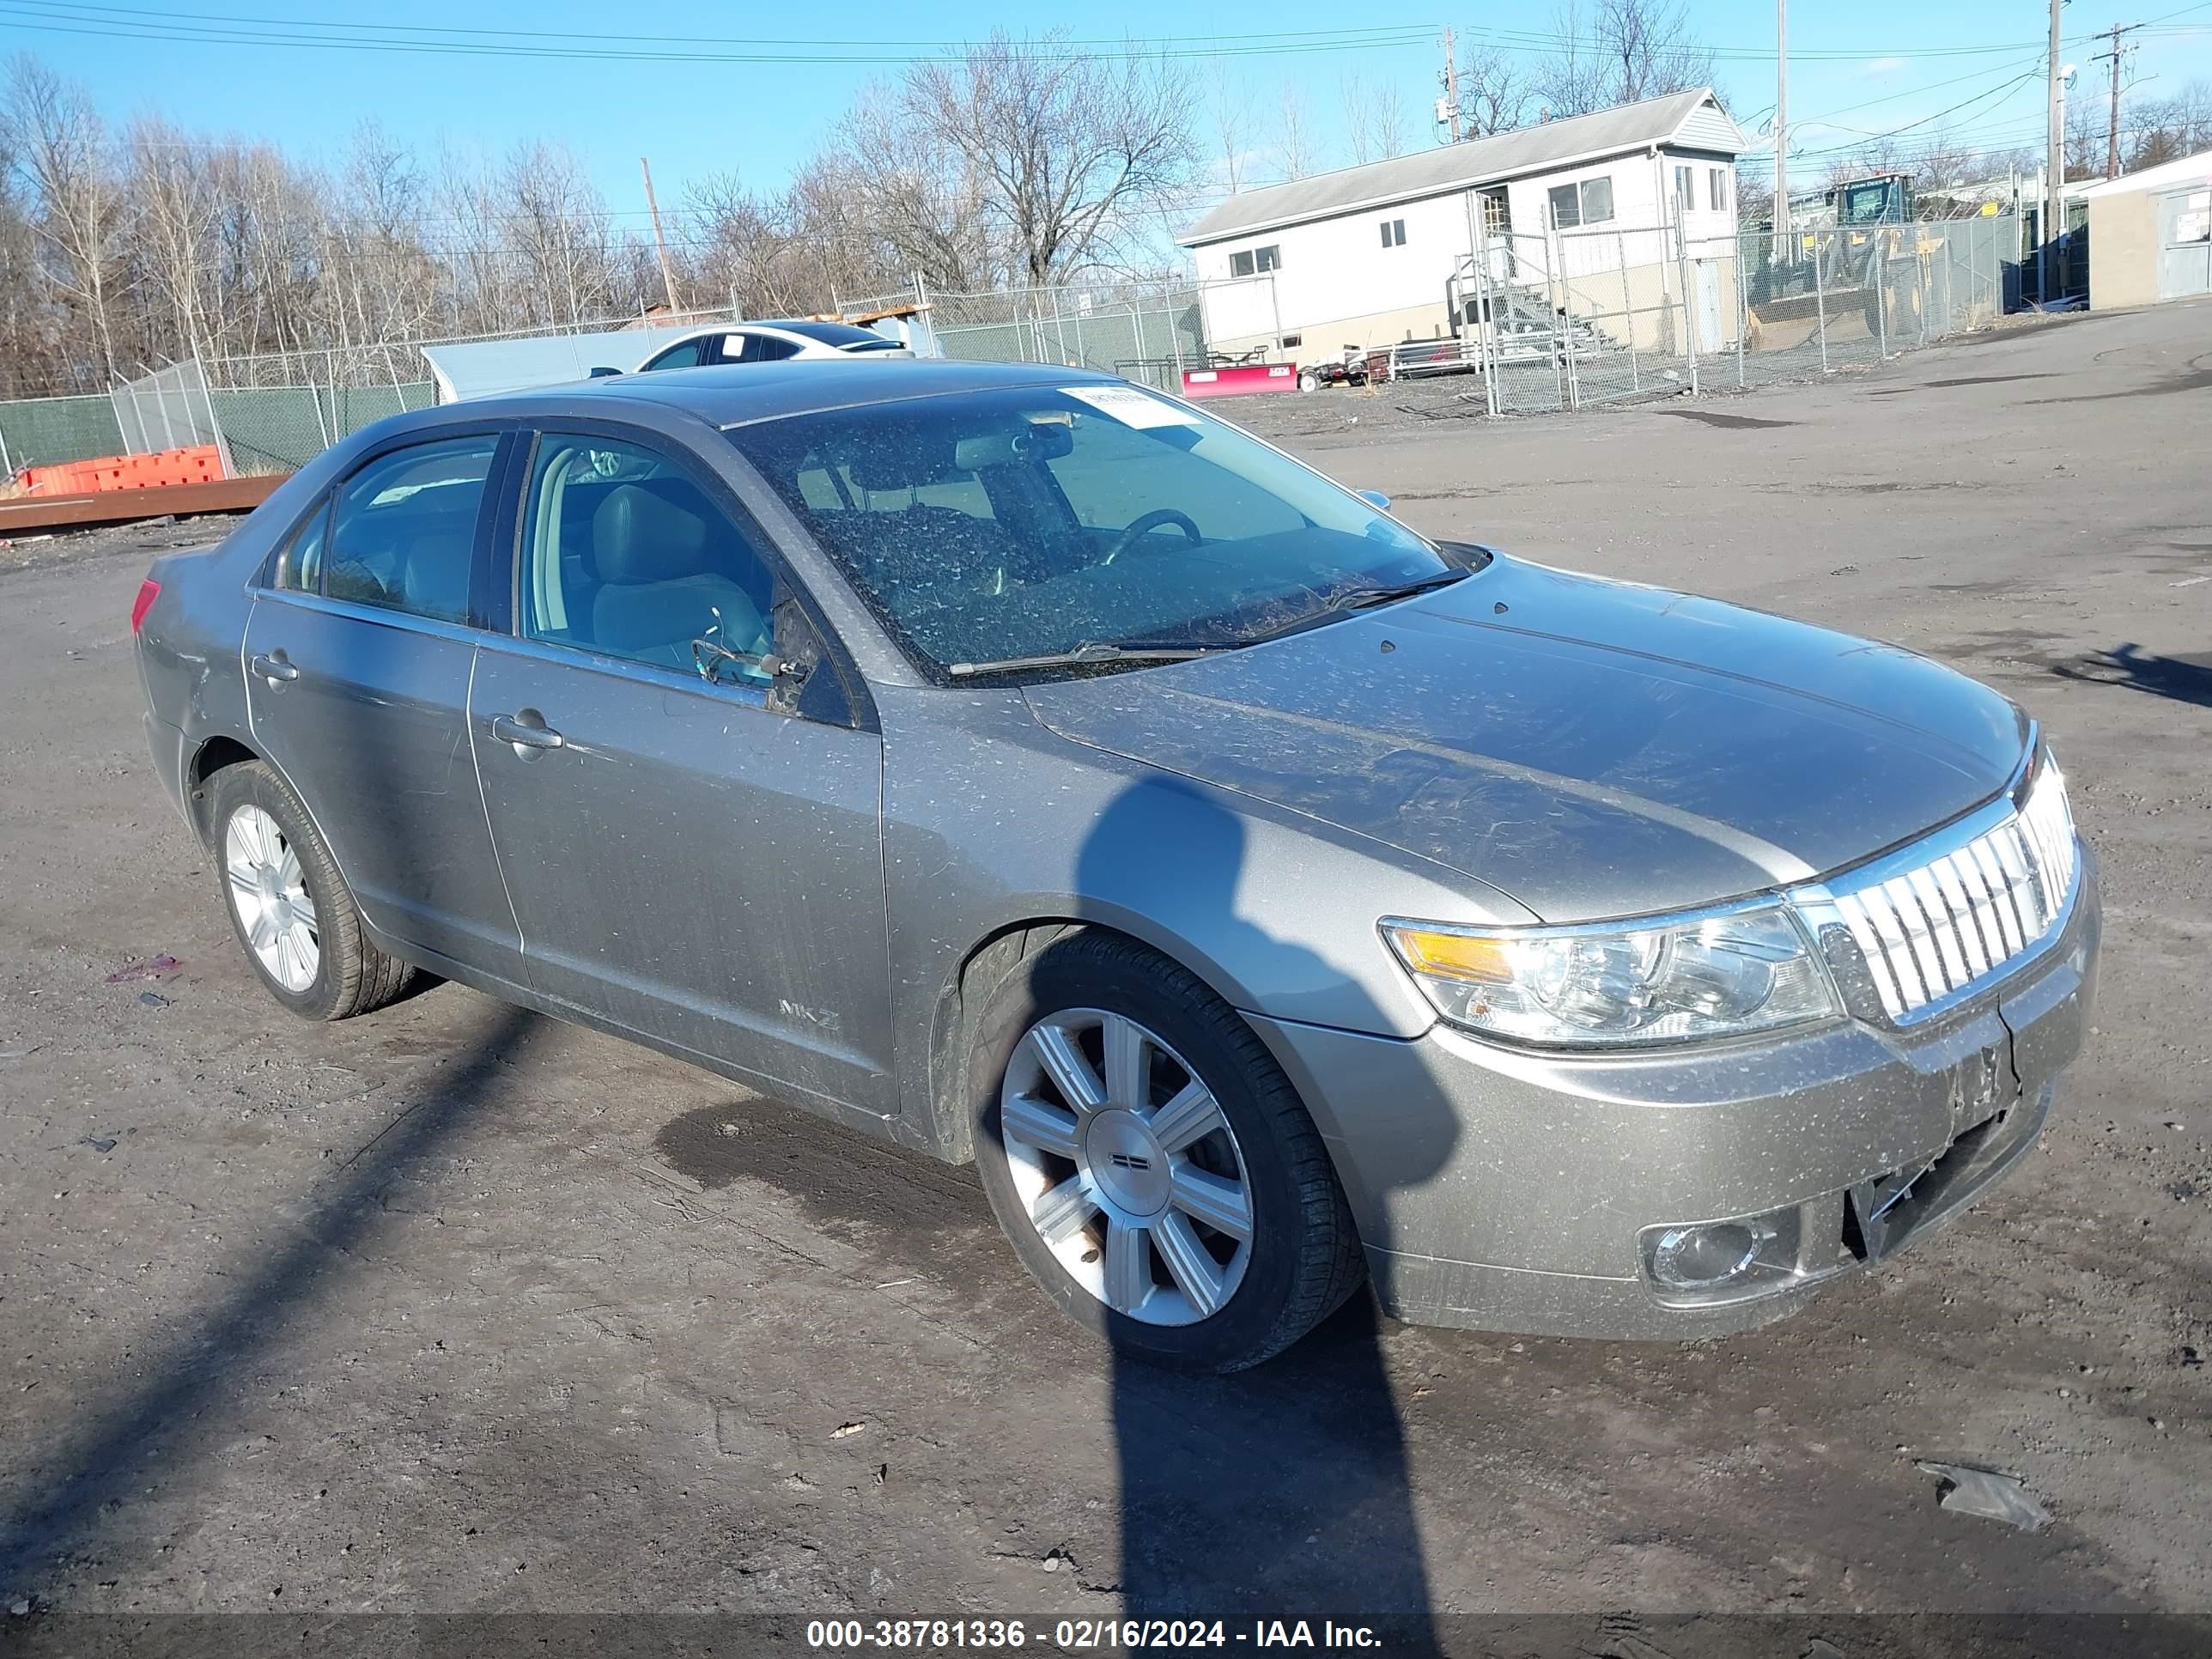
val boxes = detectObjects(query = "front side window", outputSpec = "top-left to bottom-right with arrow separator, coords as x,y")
1674,165 -> 1694,212
1380,218 -> 1407,248
1255,244 -> 1282,272
1711,167 -> 1729,211
1230,249 -> 1255,278
1579,175 -> 1615,224
518,433 -> 775,678
325,435 -> 498,623
645,339 -> 708,371
728,385 -> 1455,677
1547,182 -> 1581,229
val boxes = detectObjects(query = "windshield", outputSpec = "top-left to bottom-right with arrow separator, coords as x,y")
726,383 -> 1454,674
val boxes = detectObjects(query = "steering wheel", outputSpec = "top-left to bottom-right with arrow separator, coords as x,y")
1101,508 -> 1203,565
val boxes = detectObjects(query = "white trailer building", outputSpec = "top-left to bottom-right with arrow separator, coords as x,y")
1179,89 -> 1747,362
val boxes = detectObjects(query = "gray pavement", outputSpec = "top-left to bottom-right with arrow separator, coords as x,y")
2,301 -> 2209,1646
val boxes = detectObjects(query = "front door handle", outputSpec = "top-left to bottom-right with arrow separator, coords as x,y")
249,652 -> 299,684
489,713 -> 564,751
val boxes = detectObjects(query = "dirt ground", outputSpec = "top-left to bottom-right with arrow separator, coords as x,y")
2,301 -> 2208,1656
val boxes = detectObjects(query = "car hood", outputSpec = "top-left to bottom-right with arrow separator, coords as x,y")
1022,556 -> 2029,923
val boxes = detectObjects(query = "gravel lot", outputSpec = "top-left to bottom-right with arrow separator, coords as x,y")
2,301 -> 2208,1655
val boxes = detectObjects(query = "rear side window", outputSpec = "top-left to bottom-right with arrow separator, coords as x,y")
736,333 -> 803,363
271,498 -> 328,592
325,435 -> 499,625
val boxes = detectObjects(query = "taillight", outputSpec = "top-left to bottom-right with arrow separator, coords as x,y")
131,579 -> 161,635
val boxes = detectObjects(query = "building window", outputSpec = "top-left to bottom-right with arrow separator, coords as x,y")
1231,250 -> 1254,277
1230,244 -> 1281,276
1255,244 -> 1281,272
1674,165 -> 1694,213
1279,334 -> 1302,349
1711,167 -> 1729,211
1547,175 -> 1614,229
1380,217 -> 1407,248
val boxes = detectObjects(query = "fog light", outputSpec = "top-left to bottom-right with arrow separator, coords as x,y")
1650,1222 -> 1771,1290
1640,1206 -> 1804,1304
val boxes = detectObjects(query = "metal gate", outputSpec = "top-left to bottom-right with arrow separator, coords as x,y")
2157,185 -> 2212,301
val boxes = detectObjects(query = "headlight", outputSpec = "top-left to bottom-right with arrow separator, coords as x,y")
2016,749 -> 2077,913
1380,903 -> 1843,1048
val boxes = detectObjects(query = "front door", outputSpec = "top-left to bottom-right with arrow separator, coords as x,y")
243,431 -> 522,975
470,428 -> 896,1117
1695,258 -> 1726,352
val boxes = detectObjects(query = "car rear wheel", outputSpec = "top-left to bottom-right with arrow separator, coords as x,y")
207,760 -> 415,1021
966,927 -> 1364,1371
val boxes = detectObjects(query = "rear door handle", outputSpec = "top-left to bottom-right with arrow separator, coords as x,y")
489,713 -> 564,750
249,652 -> 299,683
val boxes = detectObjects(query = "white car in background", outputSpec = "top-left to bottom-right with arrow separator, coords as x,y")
623,320 -> 913,373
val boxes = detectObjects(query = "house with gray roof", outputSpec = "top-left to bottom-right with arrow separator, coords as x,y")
1178,89 -> 1747,359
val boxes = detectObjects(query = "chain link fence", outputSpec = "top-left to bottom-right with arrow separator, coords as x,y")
2,227 -> 2033,485
1435,206 -> 2023,417
112,360 -> 234,475
842,279 -> 1205,392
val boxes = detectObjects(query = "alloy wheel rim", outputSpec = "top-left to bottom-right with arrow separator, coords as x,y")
999,1007 -> 1253,1326
224,804 -> 320,993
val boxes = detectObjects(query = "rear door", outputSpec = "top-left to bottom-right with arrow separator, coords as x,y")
468,422 -> 896,1116
243,429 -> 524,977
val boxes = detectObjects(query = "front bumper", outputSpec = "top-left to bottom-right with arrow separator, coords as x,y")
1249,853 -> 2101,1340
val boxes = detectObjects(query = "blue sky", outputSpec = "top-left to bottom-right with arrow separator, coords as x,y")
14,0 -> 2212,240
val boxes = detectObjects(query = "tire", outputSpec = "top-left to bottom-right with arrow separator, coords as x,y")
965,927 -> 1364,1372
206,760 -> 415,1021
1297,371 -> 1319,392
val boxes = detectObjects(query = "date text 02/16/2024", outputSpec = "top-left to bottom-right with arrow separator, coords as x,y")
804,1619 -> 1386,1649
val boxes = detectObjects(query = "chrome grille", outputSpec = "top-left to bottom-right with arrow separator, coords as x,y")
1824,764 -> 2079,1022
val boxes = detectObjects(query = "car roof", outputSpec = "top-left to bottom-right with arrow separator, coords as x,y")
460,359 -> 1123,429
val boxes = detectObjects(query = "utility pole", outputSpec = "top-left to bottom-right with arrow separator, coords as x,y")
2094,23 -> 2139,179
640,155 -> 683,317
1775,0 -> 1789,255
2045,0 -> 2064,303
1441,28 -> 1462,143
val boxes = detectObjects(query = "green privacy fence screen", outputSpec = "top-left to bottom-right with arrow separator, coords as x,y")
2,381 -> 439,480
0,395 -> 128,477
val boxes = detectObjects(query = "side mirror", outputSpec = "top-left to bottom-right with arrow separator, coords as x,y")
1355,489 -> 1392,512
587,366 -> 622,379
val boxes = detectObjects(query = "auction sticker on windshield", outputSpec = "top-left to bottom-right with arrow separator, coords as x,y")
1060,385 -> 1199,428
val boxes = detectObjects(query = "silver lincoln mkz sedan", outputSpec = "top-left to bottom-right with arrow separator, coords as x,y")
134,362 -> 2099,1371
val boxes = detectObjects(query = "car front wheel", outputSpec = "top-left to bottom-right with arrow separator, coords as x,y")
966,927 -> 1364,1371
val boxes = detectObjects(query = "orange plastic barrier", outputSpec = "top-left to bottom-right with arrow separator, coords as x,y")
18,444 -> 224,496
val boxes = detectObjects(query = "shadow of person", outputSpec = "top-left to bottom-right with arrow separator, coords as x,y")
1070,776 -> 1463,1648
2051,641 -> 2212,709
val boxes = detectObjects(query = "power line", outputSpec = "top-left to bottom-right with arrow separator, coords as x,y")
0,3 -> 1441,64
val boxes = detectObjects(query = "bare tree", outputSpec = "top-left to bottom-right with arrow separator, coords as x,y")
3,55 -> 125,383
2125,80 -> 2212,167
899,32 -> 1198,285
1209,84 -> 1258,195
1458,46 -> 1534,137
1341,73 -> 1413,165
2063,95 -> 2106,181
838,85 -> 995,292
1537,0 -> 1716,119
1270,84 -> 1324,181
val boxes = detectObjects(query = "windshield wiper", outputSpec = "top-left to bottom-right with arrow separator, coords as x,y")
945,641 -> 1238,678
1239,568 -> 1470,645
1323,569 -> 1470,611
